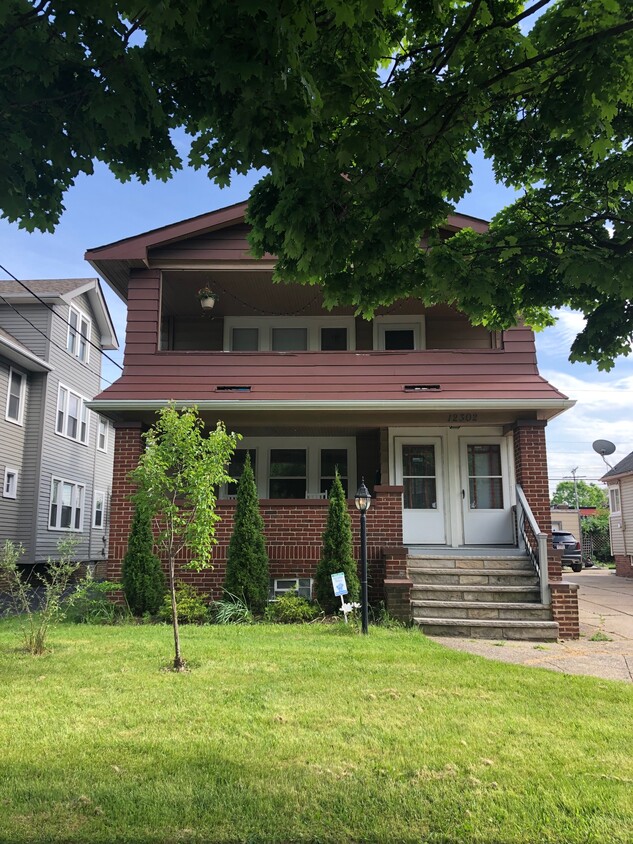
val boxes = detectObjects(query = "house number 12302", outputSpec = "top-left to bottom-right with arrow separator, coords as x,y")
447,413 -> 478,422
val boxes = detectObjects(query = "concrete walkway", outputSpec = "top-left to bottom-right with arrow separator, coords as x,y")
430,569 -> 633,683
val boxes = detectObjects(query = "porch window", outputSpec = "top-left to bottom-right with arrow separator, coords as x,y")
467,444 -> 503,509
269,449 -> 307,498
402,444 -> 437,509
271,327 -> 308,351
227,448 -> 257,496
232,327 -> 259,351
321,448 -> 348,496
320,326 -> 347,351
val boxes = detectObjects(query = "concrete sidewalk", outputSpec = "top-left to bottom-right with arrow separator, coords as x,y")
430,569 -> 633,683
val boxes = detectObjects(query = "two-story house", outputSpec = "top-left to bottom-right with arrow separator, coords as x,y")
0,279 -> 117,570
86,201 -> 580,638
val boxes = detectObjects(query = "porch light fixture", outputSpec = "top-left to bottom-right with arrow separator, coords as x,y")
354,479 -> 371,634
197,286 -> 218,311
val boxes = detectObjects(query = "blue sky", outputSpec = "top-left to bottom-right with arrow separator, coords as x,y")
1,150 -> 631,494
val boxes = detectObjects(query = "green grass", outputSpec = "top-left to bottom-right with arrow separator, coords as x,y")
0,621 -> 631,844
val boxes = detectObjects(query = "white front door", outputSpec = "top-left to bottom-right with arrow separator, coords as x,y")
395,438 -> 446,544
460,437 -> 513,544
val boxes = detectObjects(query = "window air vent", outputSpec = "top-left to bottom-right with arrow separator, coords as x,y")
216,385 -> 252,392
403,384 -> 441,392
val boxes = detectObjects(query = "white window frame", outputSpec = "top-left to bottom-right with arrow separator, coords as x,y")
67,305 -> 91,363
219,437 -> 356,500
270,577 -> 313,600
3,467 -> 18,499
48,476 -> 85,532
97,417 -> 108,452
223,316 -> 356,352
93,489 -> 105,529
609,485 -> 621,515
5,366 -> 26,425
373,315 -> 426,351
56,383 -> 90,445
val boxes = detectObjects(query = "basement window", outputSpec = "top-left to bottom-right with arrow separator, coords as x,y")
269,578 -> 313,600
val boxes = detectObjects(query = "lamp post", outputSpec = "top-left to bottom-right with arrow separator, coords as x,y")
354,479 -> 371,635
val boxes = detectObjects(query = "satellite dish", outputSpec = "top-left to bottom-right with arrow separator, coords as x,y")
592,439 -> 616,457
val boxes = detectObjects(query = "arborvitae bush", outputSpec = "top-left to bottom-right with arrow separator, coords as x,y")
224,454 -> 269,613
121,502 -> 165,616
315,472 -> 360,614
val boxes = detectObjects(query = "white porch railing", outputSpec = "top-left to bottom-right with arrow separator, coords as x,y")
515,484 -> 550,606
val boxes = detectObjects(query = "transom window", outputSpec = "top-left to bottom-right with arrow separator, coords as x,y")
56,384 -> 89,444
224,317 -> 354,351
49,477 -> 85,531
67,306 -> 91,363
6,367 -> 25,424
609,486 -> 621,514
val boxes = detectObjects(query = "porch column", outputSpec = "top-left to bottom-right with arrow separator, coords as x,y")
106,423 -> 144,583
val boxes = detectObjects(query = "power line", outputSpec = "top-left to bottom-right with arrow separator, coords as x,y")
0,263 -> 123,372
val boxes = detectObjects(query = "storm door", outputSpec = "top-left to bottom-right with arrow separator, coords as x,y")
395,438 -> 446,544
460,438 -> 513,544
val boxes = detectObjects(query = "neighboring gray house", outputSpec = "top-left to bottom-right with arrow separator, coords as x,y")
602,452 -> 633,579
0,279 -> 117,567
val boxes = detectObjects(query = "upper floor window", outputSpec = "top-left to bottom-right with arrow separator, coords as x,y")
374,316 -> 425,351
67,306 -> 91,363
609,486 -> 621,514
5,367 -> 25,424
224,317 -> 354,352
3,467 -> 18,499
49,477 -> 85,531
56,384 -> 89,445
97,417 -> 108,452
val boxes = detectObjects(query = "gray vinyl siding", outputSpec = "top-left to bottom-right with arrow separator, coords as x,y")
609,477 -> 633,557
0,356 -> 28,549
34,294 -> 113,563
0,305 -> 51,359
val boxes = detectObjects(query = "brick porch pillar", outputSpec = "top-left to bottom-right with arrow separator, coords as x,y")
107,423 -> 144,582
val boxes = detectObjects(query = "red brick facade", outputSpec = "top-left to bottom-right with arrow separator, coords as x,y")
106,426 -> 403,603
614,554 -> 633,578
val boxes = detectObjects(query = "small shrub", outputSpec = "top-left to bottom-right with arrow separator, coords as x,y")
264,592 -> 321,624
370,602 -> 406,629
64,572 -> 128,624
158,582 -> 209,624
121,502 -> 165,616
210,595 -> 254,625
0,538 -> 79,654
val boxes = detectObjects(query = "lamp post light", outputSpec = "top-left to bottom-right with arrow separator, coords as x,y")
354,479 -> 371,635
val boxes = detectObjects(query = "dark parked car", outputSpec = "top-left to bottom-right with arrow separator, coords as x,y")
551,530 -> 583,572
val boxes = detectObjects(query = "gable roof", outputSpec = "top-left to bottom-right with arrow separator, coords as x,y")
85,202 -> 490,301
0,278 -> 118,350
601,451 -> 633,481
0,326 -> 52,372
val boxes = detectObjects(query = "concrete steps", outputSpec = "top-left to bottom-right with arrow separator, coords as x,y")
408,552 -> 557,640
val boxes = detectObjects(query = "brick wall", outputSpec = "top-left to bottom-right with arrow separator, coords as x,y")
106,428 -> 404,602
550,581 -> 580,639
614,554 -> 633,578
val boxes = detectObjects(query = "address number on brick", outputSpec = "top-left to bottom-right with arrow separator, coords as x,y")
447,413 -> 478,422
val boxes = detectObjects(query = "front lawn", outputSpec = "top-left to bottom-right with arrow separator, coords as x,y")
0,621 -> 631,843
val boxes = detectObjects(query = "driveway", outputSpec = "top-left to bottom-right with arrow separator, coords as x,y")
430,568 -> 633,683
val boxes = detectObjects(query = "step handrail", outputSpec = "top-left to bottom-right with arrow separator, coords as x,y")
515,484 -> 550,606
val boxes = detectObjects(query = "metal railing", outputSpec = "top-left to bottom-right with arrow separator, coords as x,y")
515,484 -> 550,606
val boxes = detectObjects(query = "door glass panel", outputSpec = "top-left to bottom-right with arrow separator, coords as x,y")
467,444 -> 503,509
402,445 -> 436,510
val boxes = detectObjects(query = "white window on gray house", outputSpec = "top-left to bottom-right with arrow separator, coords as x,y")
5,367 -> 25,424
49,477 -> 85,531
3,468 -> 18,499
609,486 -> 621,514
97,417 -> 108,452
67,306 -> 91,363
93,490 -> 105,529
56,384 -> 89,444
269,449 -> 307,498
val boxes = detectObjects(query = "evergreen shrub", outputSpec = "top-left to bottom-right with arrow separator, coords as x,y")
121,502 -> 165,616
314,472 -> 360,614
